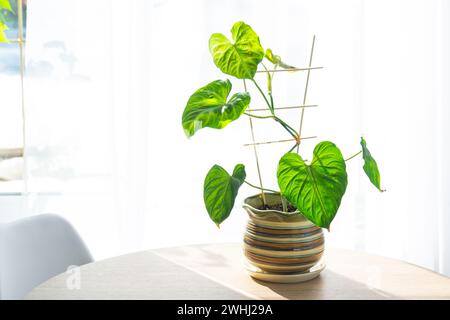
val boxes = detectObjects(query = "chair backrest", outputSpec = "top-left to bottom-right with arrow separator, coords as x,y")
0,214 -> 93,299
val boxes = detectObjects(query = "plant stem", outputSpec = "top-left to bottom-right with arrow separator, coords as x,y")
262,63 -> 273,95
261,63 -> 275,109
275,117 -> 298,139
281,196 -> 288,212
244,113 -> 274,119
245,112 -> 299,136
244,181 -> 279,194
248,80 -> 299,141
267,63 -> 278,113
345,150 -> 362,161
245,113 -> 298,139
244,113 -> 297,138
288,143 -> 299,152
251,79 -> 273,113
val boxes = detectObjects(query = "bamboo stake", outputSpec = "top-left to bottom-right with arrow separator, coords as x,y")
247,104 -> 318,112
18,0 -> 27,193
244,80 -> 266,205
256,66 -> 322,73
8,38 -> 26,43
296,35 -> 316,153
243,136 -> 317,147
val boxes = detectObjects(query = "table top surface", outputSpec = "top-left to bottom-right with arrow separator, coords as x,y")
26,243 -> 450,300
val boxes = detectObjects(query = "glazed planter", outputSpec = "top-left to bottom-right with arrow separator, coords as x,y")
242,193 -> 324,281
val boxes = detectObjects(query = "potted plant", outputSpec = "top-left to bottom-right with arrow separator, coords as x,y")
182,21 -> 383,282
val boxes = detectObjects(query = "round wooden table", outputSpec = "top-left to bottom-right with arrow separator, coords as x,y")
26,243 -> 450,300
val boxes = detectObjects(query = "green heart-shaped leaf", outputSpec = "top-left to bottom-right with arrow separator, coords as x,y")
209,21 -> 264,79
182,79 -> 250,138
277,141 -> 348,229
203,164 -> 246,227
361,137 -> 383,191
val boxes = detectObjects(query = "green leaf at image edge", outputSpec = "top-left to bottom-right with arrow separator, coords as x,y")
0,0 -> 13,13
209,21 -> 264,79
0,21 -> 8,43
182,79 -> 250,138
0,0 -> 13,43
361,137 -> 383,192
277,141 -> 348,229
203,164 -> 246,227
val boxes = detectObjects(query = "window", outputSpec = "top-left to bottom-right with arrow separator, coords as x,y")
0,0 -> 27,191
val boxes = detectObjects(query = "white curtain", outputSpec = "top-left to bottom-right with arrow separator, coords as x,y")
18,0 -> 450,276
359,0 -> 450,276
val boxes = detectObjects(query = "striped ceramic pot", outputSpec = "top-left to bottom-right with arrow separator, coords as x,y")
242,193 -> 324,275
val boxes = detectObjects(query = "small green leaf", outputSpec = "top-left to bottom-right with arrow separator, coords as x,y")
277,141 -> 348,229
209,21 -> 264,79
182,79 -> 250,137
265,49 -> 279,64
361,137 -> 383,192
0,0 -> 13,13
203,164 -> 246,226
265,48 -> 295,69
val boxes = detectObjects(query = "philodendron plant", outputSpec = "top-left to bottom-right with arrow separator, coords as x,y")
182,21 -> 383,230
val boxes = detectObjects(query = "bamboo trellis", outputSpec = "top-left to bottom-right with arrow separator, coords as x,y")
243,36 -> 321,204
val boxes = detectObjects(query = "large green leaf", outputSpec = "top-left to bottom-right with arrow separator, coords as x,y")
203,164 -> 246,227
277,141 -> 348,229
209,21 -> 264,79
182,79 -> 250,137
361,137 -> 383,191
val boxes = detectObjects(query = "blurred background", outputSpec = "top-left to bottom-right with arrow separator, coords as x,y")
1,0 -> 449,277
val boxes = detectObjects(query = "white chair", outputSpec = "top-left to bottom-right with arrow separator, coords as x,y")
0,214 -> 93,299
